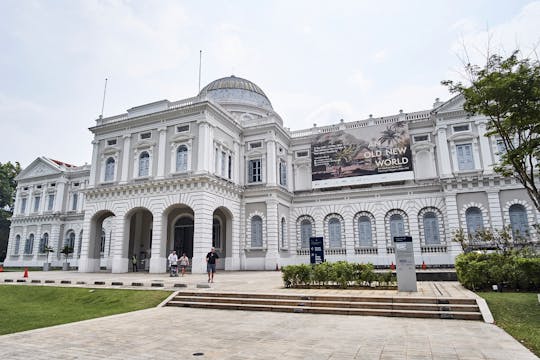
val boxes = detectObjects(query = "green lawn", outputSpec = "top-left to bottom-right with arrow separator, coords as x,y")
0,285 -> 171,335
478,292 -> 540,357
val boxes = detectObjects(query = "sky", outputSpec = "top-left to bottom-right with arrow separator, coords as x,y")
0,0 -> 539,168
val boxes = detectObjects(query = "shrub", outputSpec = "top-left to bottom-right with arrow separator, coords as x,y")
312,261 -> 334,285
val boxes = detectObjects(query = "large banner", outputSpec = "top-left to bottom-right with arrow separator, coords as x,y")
311,121 -> 412,182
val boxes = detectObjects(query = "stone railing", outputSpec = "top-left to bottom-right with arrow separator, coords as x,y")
354,247 -> 378,255
421,245 -> 448,253
325,248 -> 347,255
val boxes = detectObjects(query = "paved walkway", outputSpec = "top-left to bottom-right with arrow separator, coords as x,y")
0,270 -> 537,359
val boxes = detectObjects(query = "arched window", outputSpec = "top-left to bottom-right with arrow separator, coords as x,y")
251,216 -> 263,248
509,204 -> 529,240
423,212 -> 440,245
358,216 -> 373,247
14,235 -> 21,255
66,231 -> 75,249
465,207 -> 483,237
39,233 -> 49,253
138,151 -> 150,177
25,234 -> 34,254
280,218 -> 286,248
213,219 -> 221,249
328,218 -> 342,248
300,219 -> 312,249
105,157 -> 115,182
176,145 -> 188,172
100,230 -> 106,254
389,214 -> 405,240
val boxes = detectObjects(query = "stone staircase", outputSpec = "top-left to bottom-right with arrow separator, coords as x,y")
165,291 -> 483,321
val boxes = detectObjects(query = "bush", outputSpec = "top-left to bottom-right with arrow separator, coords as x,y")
455,252 -> 540,291
281,261 -> 393,289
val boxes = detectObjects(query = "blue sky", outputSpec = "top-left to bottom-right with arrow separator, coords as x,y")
1,0 -> 539,167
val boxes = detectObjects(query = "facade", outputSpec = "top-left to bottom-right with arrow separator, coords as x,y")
5,76 -> 538,273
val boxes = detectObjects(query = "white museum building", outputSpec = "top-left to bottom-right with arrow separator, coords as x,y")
4,76 -> 538,273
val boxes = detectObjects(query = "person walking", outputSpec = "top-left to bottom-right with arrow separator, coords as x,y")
131,254 -> 138,272
206,247 -> 219,283
168,250 -> 178,277
179,252 -> 190,276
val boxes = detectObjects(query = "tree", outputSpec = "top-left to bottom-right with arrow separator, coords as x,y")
0,162 -> 21,262
442,51 -> 540,212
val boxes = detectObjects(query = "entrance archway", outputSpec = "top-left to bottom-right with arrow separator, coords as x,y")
174,216 -> 194,259
126,208 -> 153,272
84,210 -> 116,272
213,207 -> 233,270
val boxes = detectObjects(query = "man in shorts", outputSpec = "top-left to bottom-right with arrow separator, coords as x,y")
206,247 -> 219,283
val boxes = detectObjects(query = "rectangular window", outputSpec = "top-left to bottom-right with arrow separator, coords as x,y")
249,141 -> 262,149
248,159 -> 262,183
413,134 -> 429,143
47,194 -> 54,211
176,125 -> 189,133
33,196 -> 40,212
279,160 -> 287,186
296,150 -> 309,158
496,139 -> 506,155
107,139 -> 117,146
453,124 -> 470,133
228,155 -> 232,179
140,132 -> 151,140
456,143 -> 474,170
20,198 -> 27,214
72,193 -> 78,211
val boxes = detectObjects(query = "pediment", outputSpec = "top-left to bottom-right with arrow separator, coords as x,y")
16,157 -> 62,180
433,94 -> 466,114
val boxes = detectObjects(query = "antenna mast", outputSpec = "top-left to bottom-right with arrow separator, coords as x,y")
198,50 -> 202,93
100,78 -> 108,118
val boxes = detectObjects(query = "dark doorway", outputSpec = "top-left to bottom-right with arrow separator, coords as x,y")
174,217 -> 194,259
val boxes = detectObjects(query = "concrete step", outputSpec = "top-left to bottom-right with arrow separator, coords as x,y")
165,291 -> 483,321
171,291 -> 478,305
171,295 -> 480,312
166,300 -> 483,320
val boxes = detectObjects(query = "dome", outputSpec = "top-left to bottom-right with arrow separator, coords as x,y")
199,75 -> 273,111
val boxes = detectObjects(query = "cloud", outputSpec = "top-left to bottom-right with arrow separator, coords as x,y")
372,49 -> 388,63
350,69 -> 372,93
304,101 -> 356,127
451,2 -> 540,64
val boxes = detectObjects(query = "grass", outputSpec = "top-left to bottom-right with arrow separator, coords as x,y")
478,292 -> 540,357
0,285 -> 171,335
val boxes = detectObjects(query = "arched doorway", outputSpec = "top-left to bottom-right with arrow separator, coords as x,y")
174,217 -> 194,259
126,208 -> 153,272
82,210 -> 115,272
213,207 -> 233,270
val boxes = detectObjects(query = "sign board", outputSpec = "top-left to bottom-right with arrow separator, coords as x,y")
393,236 -> 417,292
311,120 -> 413,188
309,237 -> 325,264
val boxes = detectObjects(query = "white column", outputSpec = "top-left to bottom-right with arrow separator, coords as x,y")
120,135 -> 131,183
39,186 -> 47,214
344,216 -> 355,262
266,139 -> 277,185
156,127 -> 167,179
111,215 -> 128,273
265,199 -> 279,269
150,211 -> 167,273
233,140 -> 241,184
287,152 -> 294,192
436,125 -> 452,177
444,193 -> 461,257
54,180 -> 66,213
472,138 -> 481,171
25,186 -> 32,216
487,190 -> 504,229
89,140 -> 99,187
192,205 -> 213,273
196,121 -> 210,174
477,120 -> 493,174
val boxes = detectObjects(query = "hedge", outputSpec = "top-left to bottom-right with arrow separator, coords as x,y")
281,261 -> 396,289
455,252 -> 540,291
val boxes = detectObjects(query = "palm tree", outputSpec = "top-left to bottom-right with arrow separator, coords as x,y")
378,126 -> 399,147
